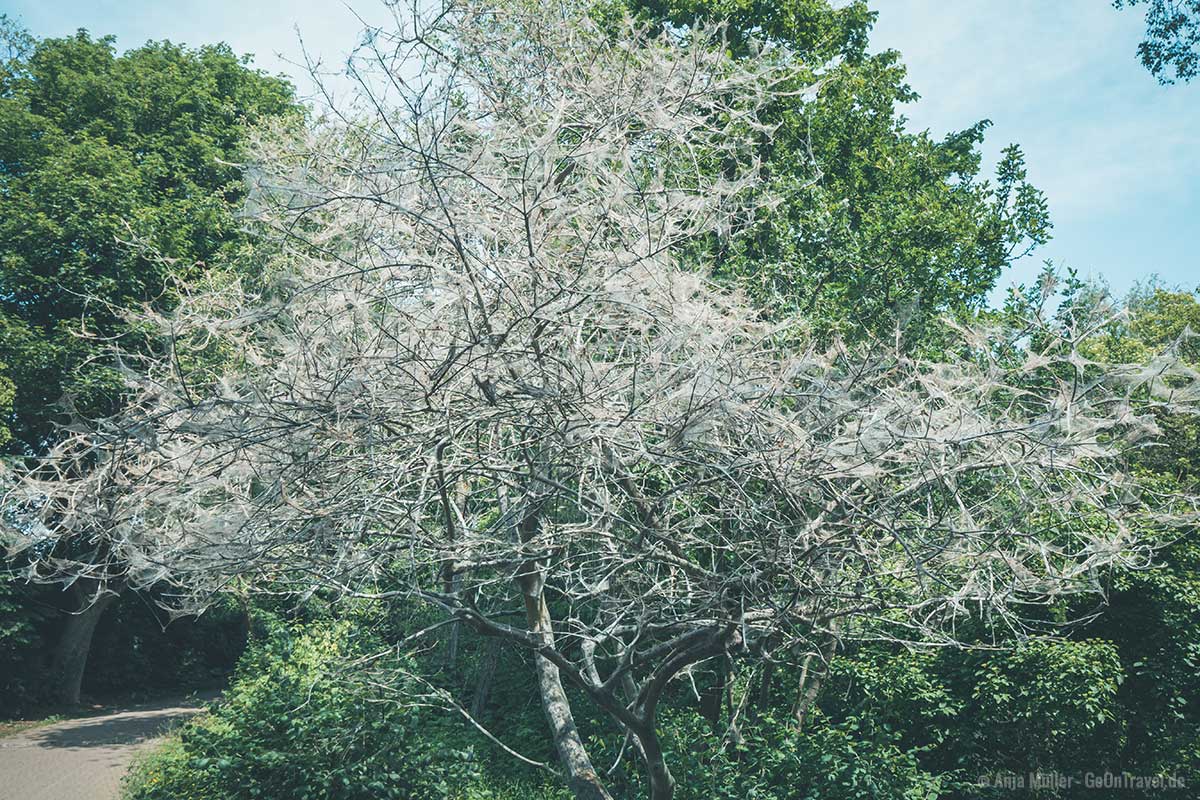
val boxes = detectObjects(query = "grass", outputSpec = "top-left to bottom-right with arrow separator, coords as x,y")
0,713 -> 65,738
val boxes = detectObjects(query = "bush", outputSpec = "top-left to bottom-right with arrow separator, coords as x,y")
821,639 -> 1129,799
647,708 -> 944,800
0,572 -> 53,714
122,619 -> 566,800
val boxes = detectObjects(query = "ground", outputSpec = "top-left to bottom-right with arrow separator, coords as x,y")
0,696 -> 208,800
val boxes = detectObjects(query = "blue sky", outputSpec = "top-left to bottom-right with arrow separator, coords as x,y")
870,1 -> 1198,304
3,0 -> 1197,304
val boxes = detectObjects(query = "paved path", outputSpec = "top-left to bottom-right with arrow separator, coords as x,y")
0,696 -> 208,800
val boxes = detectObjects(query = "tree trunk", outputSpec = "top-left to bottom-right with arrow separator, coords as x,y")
437,450 -> 465,670
698,657 -> 727,728
444,573 -> 462,670
512,496 -> 611,800
756,660 -> 775,710
791,632 -> 839,731
49,584 -> 118,706
521,589 -> 612,800
635,723 -> 676,800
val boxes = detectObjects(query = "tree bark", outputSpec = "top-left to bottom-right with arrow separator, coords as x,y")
698,660 -> 726,727
437,451 -> 464,670
756,659 -> 775,710
49,583 -> 118,706
522,590 -> 612,800
791,632 -> 839,731
444,573 -> 462,670
515,503 -> 611,800
634,723 -> 676,800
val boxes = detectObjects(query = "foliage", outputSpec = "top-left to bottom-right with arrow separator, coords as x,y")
0,571 -> 54,710
0,20 -> 297,712
121,602 -> 957,800
625,0 -> 1051,342
657,709 -> 945,800
0,24 -> 296,454
947,640 -> 1125,793
10,4 -> 1195,798
1084,536 -> 1200,783
812,640 -> 1128,800
1114,0 -> 1200,83
0,573 -> 249,714
1072,284 -> 1200,784
0,3 -> 1196,800
789,283 -> 1200,797
83,594 -> 249,698
121,620 -> 566,800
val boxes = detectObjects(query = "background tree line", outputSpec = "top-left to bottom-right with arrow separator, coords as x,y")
0,15 -> 295,709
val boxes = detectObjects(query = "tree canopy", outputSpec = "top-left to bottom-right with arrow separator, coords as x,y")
624,0 -> 1052,342
1115,0 -> 1200,83
0,23 -> 295,454
0,17 -> 299,709
0,4 -> 1197,799
7,4 -> 1195,799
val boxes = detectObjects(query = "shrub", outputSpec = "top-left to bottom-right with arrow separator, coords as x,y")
123,619 -> 566,800
651,709 -> 944,800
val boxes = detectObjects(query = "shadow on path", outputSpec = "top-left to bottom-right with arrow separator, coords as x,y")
0,694 -> 211,800
29,706 -> 202,749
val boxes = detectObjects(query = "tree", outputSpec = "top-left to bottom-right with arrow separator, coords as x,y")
0,22 -> 295,704
0,26 -> 295,454
1114,0 -> 1200,83
623,0 -> 1051,342
6,3 -> 1196,798
1072,284 -> 1200,781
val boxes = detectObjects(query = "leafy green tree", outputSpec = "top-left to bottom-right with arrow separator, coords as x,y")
0,24 -> 295,454
1074,285 -> 1200,784
0,20 -> 296,705
1114,0 -> 1199,83
624,0 -> 1051,342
